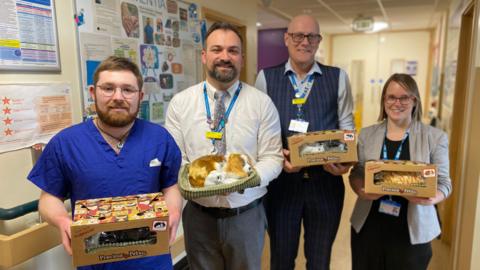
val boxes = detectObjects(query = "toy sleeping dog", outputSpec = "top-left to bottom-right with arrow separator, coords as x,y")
188,153 -> 253,188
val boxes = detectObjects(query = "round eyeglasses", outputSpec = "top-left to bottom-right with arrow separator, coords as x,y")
288,32 -> 322,44
96,84 -> 139,99
384,95 -> 415,105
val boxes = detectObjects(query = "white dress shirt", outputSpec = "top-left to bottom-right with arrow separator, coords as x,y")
255,59 -> 355,130
165,80 -> 284,208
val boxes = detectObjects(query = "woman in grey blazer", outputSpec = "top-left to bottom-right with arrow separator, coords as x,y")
349,73 -> 451,270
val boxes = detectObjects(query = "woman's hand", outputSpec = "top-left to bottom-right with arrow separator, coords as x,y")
350,177 -> 383,201
404,190 -> 445,205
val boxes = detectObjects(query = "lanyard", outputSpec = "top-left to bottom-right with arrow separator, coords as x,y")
288,73 -> 314,121
288,73 -> 314,99
203,81 -> 242,133
382,129 -> 409,202
382,130 -> 409,160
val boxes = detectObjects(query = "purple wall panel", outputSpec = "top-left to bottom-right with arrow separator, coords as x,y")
257,28 -> 289,72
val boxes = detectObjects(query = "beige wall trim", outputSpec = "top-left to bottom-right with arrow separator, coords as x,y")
202,7 -> 245,26
451,1 -> 479,269
424,29 -> 434,119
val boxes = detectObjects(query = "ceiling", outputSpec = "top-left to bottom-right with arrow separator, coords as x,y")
257,0 -> 451,33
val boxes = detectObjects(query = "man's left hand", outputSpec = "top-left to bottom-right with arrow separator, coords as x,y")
323,162 -> 354,176
168,209 -> 181,245
162,184 -> 183,245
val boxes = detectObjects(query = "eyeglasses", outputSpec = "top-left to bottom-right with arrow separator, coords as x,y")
384,95 -> 415,105
288,32 -> 322,44
96,84 -> 139,99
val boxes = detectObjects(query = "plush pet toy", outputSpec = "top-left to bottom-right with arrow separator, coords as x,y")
299,140 -> 347,156
188,153 -> 253,188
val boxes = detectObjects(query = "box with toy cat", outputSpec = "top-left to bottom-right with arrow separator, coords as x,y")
70,192 -> 169,267
287,130 -> 358,167
178,153 -> 261,200
364,160 -> 437,197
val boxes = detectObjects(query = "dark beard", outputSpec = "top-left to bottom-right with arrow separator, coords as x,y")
207,60 -> 238,83
95,100 -> 139,127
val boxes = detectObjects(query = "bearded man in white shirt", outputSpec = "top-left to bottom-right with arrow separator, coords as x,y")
165,22 -> 283,270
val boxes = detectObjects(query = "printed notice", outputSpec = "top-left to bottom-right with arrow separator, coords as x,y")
0,83 -> 72,153
0,0 -> 60,70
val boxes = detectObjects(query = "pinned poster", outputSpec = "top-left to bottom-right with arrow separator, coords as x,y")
0,0 -> 60,71
0,83 -> 73,153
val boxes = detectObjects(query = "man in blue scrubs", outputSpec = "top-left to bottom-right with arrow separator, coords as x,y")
28,56 -> 183,270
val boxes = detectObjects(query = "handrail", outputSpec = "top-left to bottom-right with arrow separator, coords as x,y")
0,200 -> 39,220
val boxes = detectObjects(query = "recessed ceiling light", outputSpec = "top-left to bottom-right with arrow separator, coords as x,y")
256,22 -> 262,27
366,21 -> 389,33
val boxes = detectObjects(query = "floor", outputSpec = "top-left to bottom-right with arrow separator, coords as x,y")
261,176 -> 451,270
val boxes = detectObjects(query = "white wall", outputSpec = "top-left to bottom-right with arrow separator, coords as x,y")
331,31 -> 431,127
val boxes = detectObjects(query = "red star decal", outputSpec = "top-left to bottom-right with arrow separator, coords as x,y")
2,97 -> 10,105
4,128 -> 13,136
3,117 -> 12,125
2,107 -> 11,114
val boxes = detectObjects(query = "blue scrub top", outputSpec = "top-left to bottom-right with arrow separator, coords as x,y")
28,118 -> 181,270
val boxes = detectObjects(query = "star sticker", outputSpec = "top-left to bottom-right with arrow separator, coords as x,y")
4,128 -> 13,136
2,107 -> 11,114
2,97 -> 10,105
3,117 -> 12,125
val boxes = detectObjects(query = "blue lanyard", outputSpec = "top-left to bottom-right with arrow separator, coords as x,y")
382,130 -> 409,160
288,73 -> 314,99
203,81 -> 242,133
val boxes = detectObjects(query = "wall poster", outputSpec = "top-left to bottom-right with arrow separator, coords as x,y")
0,83 -> 72,153
0,0 -> 61,71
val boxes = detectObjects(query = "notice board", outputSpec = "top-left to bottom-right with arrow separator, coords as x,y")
75,0 -> 203,124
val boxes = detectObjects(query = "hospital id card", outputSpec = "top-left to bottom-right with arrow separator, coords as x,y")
378,199 -> 401,217
288,119 -> 309,133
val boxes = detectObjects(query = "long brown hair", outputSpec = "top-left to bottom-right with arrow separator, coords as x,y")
377,73 -> 423,122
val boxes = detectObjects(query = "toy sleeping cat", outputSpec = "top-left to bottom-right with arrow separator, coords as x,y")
188,153 -> 253,188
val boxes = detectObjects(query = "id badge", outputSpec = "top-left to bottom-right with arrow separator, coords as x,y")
288,119 -> 309,133
206,131 -> 223,139
378,199 -> 401,217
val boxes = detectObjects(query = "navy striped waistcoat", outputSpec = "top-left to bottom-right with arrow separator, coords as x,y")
264,62 -> 340,148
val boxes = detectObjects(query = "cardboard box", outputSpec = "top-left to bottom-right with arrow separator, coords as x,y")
364,160 -> 437,197
288,130 -> 358,167
71,192 -> 169,267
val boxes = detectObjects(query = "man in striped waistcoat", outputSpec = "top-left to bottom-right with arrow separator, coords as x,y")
255,14 -> 355,270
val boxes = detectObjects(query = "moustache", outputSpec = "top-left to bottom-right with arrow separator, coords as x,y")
108,100 -> 129,109
214,60 -> 234,69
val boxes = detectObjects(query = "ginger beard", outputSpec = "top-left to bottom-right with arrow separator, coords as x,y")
94,95 -> 140,127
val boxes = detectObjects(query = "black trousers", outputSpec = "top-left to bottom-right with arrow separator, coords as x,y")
265,169 -> 344,270
351,196 -> 432,270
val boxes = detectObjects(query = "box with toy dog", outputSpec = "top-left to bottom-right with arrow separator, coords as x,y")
70,192 -> 169,266
287,130 -> 358,167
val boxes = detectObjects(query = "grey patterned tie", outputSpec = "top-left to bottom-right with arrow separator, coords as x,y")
213,90 -> 227,155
